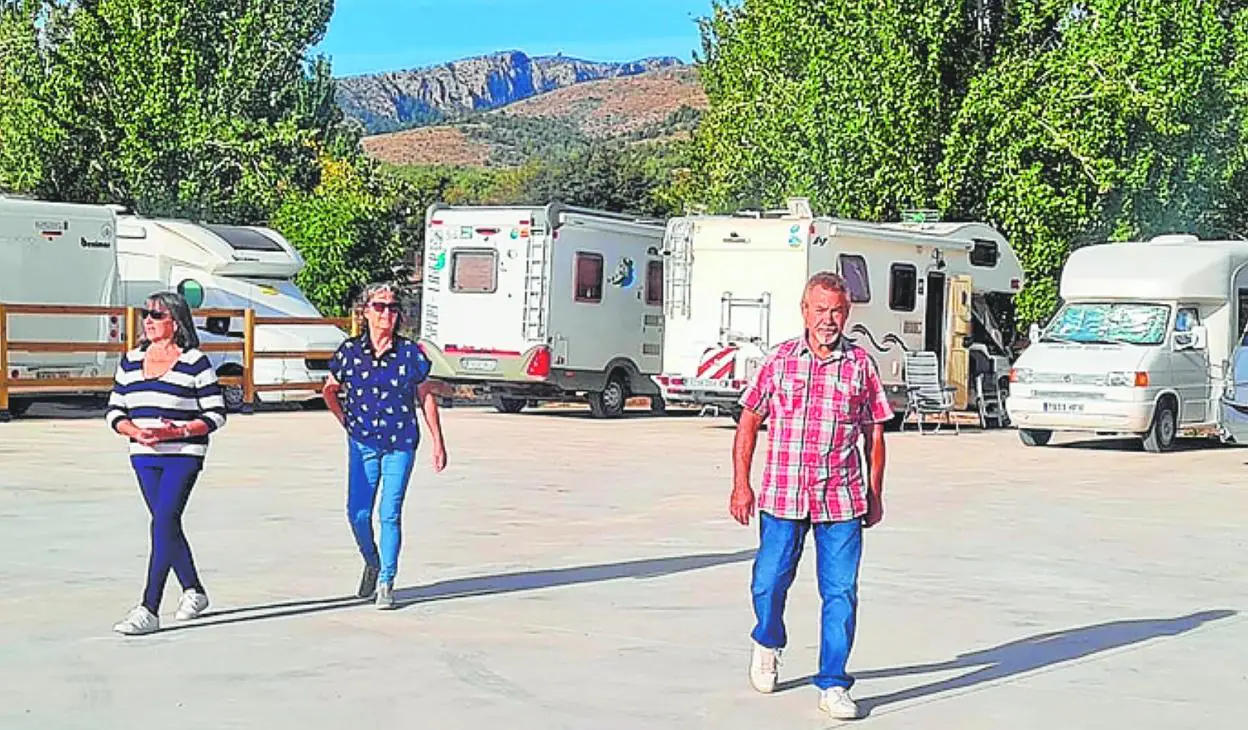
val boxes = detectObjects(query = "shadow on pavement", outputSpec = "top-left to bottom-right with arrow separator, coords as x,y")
160,548 -> 756,633
776,610 -> 1237,716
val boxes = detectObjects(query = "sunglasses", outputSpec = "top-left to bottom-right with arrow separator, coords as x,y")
368,302 -> 401,313
140,308 -> 170,321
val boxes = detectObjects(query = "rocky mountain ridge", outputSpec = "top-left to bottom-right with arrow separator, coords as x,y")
336,50 -> 684,134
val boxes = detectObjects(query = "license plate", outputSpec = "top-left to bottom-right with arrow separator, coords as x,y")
1042,402 -> 1084,413
36,370 -> 70,380
460,357 -> 498,372
688,377 -> 732,390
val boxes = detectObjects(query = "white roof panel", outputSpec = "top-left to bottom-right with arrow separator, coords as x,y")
1060,239 -> 1248,302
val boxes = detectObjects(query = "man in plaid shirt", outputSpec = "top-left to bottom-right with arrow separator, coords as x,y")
731,270 -> 893,720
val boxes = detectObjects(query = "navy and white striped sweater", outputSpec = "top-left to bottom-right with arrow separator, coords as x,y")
105,348 -> 228,457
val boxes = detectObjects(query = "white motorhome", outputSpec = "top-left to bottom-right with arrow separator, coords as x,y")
0,196 -> 121,419
1008,235 -> 1248,452
114,214 -> 347,410
657,200 -> 1025,421
419,202 -> 667,418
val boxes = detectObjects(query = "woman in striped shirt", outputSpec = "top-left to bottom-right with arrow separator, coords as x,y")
105,291 -> 228,636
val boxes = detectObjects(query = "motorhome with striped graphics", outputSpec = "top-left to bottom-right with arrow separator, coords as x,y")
656,200 -> 1025,421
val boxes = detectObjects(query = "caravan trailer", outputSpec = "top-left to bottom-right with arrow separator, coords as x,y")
657,200 -> 1025,421
1009,235 -> 1248,452
0,196 -> 122,419
419,202 -> 667,418
114,214 -> 347,410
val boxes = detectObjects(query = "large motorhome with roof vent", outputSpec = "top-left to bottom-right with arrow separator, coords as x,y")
1009,234 -> 1248,452
0,196 -> 122,419
656,199 -> 1025,422
418,202 -> 667,418
114,214 -> 348,411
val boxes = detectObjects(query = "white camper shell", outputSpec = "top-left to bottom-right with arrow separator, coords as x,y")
657,200 -> 1024,420
1,196 -> 121,418
419,203 -> 667,418
1008,235 -> 1248,452
115,214 -> 347,410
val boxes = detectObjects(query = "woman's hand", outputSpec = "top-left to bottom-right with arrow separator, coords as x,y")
431,443 -> 447,472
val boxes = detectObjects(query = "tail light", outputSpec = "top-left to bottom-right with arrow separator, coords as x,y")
109,315 -> 119,341
526,346 -> 551,378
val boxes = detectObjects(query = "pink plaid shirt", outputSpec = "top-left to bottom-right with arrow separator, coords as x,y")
738,335 -> 894,522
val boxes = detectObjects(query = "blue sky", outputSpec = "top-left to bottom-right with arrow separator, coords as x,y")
317,0 -> 716,77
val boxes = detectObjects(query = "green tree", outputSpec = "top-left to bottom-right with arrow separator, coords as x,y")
0,0 -> 336,221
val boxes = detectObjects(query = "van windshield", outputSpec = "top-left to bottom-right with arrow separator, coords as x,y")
1043,302 -> 1170,346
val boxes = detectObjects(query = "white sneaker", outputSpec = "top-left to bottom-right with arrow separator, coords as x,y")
819,687 -> 861,720
174,590 -> 210,621
375,582 -> 395,610
749,641 -> 780,693
113,606 -> 159,636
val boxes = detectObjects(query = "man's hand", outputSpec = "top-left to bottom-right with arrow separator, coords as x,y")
730,483 -> 756,525
862,494 -> 884,529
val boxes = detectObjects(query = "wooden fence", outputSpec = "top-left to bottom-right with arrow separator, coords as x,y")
0,303 -> 358,420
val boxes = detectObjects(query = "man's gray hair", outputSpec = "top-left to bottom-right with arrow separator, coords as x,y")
804,270 -> 850,297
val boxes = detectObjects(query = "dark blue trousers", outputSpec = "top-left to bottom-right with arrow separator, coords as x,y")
131,455 -> 205,612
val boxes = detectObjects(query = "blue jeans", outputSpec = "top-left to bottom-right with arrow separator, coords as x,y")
131,455 -> 205,612
750,510 -> 863,690
346,439 -> 417,585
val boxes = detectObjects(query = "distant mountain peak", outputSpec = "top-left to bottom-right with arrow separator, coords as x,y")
334,50 -> 685,135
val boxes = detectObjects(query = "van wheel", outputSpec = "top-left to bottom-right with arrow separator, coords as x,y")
649,395 -> 667,415
1019,428 -> 1052,447
495,396 -> 526,414
588,375 -> 627,419
1143,399 -> 1178,453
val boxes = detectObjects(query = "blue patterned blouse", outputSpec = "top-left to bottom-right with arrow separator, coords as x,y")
328,334 -> 432,450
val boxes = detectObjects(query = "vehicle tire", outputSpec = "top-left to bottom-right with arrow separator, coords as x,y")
1142,398 -> 1178,453
1018,428 -> 1053,447
588,374 -> 628,419
649,395 -> 667,416
495,396 -> 526,414
1,398 -> 32,420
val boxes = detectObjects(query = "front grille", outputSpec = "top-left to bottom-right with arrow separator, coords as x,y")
1032,372 -> 1106,386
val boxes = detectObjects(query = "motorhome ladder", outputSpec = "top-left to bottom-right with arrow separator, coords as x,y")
522,233 -> 549,341
665,220 -> 694,319
720,292 -> 771,348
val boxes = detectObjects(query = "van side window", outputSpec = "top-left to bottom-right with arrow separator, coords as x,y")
574,252 -> 604,303
837,254 -> 871,303
450,249 -> 497,293
970,239 -> 999,267
645,260 -> 663,306
888,263 -> 917,312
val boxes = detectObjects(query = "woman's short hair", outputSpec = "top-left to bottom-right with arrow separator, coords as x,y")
138,290 -> 200,350
354,282 -> 405,337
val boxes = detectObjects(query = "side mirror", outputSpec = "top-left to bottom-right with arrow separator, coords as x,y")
1175,325 -> 1207,351
1191,325 -> 1208,350
1028,323 -> 1040,343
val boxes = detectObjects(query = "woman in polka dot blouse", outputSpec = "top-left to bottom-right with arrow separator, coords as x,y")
323,283 -> 448,609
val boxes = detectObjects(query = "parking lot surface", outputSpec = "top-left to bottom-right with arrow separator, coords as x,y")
1,405 -> 1245,729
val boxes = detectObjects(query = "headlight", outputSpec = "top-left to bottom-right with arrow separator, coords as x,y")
1009,367 -> 1032,384
1107,371 -> 1148,387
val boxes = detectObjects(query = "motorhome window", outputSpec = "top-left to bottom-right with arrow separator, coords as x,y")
1175,307 -> 1200,332
1238,289 -> 1248,343
837,254 -> 871,303
205,224 -> 285,252
1043,302 -> 1169,346
888,263 -> 917,311
450,249 -> 497,293
970,239 -> 999,267
575,252 -> 604,303
645,260 -> 663,306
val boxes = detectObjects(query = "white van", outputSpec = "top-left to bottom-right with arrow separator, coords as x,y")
0,196 -> 121,419
419,202 -> 667,418
115,214 -> 347,410
1006,235 -> 1248,451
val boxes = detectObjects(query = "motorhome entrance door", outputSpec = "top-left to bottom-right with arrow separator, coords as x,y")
945,275 -> 974,410
924,272 -> 946,359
